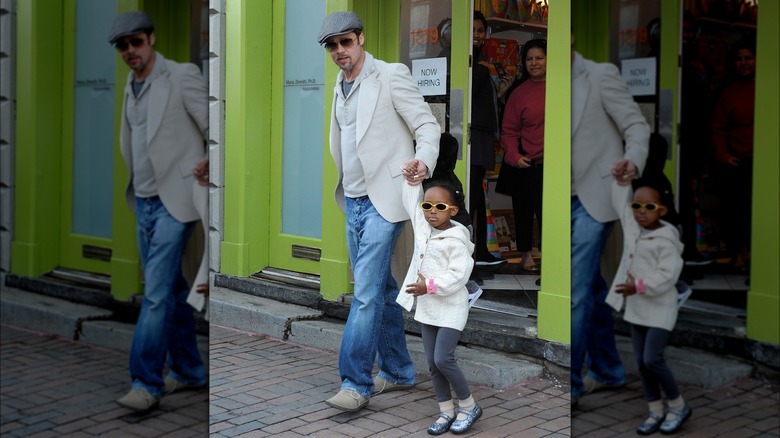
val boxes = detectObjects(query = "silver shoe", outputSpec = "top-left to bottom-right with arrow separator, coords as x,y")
660,404 -> 692,434
450,403 -> 482,434
427,412 -> 455,435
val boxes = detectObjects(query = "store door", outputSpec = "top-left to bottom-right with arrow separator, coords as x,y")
57,0 -> 118,278
57,0 -> 207,285
265,0 -> 328,280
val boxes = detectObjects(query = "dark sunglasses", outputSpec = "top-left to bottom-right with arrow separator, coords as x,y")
115,37 -> 146,51
630,202 -> 661,212
420,202 -> 453,212
324,37 -> 357,52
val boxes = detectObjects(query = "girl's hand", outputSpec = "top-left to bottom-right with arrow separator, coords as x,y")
616,272 -> 637,296
405,272 -> 427,297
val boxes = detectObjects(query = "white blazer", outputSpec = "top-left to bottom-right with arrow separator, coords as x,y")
119,53 -> 208,223
571,52 -> 650,223
329,52 -> 440,223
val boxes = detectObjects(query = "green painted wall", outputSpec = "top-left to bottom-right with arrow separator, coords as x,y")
747,0 -> 780,344
12,1 -> 64,278
12,0 -> 195,300
536,0 -> 571,344
221,0 -> 270,277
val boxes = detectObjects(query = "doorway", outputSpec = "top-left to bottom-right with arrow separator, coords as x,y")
677,2 -> 757,315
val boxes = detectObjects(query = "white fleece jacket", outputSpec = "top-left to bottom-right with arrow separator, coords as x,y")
606,183 -> 684,331
396,183 -> 475,331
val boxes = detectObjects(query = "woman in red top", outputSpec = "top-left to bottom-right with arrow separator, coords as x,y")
500,39 -> 547,272
711,39 -> 756,270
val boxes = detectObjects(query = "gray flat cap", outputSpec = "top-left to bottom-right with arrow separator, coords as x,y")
108,12 -> 154,44
317,12 -> 363,44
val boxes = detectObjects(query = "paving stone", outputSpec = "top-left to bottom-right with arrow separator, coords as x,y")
209,325 -> 570,437
0,324 -> 207,437
573,374 -> 780,437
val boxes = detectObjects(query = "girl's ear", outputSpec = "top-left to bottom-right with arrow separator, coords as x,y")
449,206 -> 459,217
658,205 -> 668,217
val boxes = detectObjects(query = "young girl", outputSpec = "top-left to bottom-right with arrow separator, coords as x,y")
606,182 -> 691,435
396,165 -> 481,435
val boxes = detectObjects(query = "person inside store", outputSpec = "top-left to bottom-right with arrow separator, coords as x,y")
570,31 -> 650,407
711,38 -> 756,273
108,11 -> 208,412
470,11 -> 512,270
316,11 -> 441,412
499,38 -> 547,273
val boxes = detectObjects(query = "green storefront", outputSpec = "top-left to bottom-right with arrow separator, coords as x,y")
7,0 -> 778,350
216,0 -> 778,347
10,0 -> 206,299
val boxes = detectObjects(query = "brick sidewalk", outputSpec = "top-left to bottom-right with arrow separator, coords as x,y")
572,375 -> 780,437
210,325 -> 571,437
0,324 -> 208,437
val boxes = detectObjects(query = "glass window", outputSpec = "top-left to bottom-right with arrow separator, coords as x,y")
281,0 -> 326,238
72,0 -> 117,238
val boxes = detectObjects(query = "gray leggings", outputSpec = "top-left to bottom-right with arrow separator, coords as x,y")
420,323 -> 471,402
630,324 -> 680,402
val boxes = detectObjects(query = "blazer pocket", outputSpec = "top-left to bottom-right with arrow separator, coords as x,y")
179,162 -> 195,179
388,156 -> 414,178
597,159 -> 614,178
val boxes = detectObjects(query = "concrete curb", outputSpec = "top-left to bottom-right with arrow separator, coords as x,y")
1,285 -> 208,361
0,287 -> 112,339
615,335 -> 753,389
210,287 -> 545,389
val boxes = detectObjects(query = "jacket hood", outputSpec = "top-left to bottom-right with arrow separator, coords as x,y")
436,222 -> 475,254
644,220 -> 684,253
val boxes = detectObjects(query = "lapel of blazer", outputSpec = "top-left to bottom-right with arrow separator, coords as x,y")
571,56 -> 589,136
356,71 -> 380,147
147,57 -> 172,146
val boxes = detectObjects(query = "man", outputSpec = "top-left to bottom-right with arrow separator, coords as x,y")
570,42 -> 650,406
317,11 -> 440,412
108,11 -> 208,411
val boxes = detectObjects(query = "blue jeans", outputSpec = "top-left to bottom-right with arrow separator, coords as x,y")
571,197 -> 624,397
130,196 -> 206,399
340,196 -> 415,398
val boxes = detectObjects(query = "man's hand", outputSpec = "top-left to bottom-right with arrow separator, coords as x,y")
497,74 -> 513,98
193,159 -> 209,186
402,159 -> 428,186
612,159 -> 637,186
196,283 -> 209,298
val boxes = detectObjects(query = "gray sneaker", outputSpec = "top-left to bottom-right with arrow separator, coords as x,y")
117,389 -> 159,411
325,389 -> 369,412
371,376 -> 415,395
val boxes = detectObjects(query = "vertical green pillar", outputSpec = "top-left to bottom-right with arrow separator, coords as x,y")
536,0 -> 571,344
220,0 -> 271,277
746,0 -> 780,344
11,1 -> 64,277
